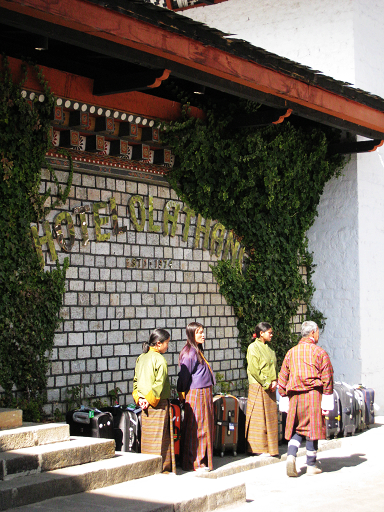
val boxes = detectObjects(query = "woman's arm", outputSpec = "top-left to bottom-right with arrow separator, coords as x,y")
145,357 -> 167,408
177,351 -> 197,398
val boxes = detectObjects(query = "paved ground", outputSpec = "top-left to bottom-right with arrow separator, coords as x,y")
218,416 -> 384,512
9,417 -> 384,511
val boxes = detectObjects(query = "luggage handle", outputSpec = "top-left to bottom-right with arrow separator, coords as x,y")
73,411 -> 91,424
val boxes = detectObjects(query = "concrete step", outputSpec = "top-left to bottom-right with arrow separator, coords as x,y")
6,471 -> 247,512
0,436 -> 115,481
0,423 -> 69,452
0,451 -> 162,511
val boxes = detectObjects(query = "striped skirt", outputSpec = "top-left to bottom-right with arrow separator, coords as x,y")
182,386 -> 214,471
285,389 -> 326,441
245,382 -> 279,456
141,399 -> 176,473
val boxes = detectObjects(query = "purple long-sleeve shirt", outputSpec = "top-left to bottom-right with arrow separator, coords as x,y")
177,348 -> 215,392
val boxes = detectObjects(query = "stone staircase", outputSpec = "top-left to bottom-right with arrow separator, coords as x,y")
0,421 -> 162,511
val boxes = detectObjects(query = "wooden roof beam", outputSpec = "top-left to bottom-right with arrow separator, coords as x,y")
93,69 -> 171,96
232,107 -> 293,128
2,0 -> 384,138
328,139 -> 384,155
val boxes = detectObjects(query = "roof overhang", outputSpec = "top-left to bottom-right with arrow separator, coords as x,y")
2,0 -> 384,139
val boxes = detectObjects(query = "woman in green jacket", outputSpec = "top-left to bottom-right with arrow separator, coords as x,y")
133,328 -> 175,473
245,322 -> 279,457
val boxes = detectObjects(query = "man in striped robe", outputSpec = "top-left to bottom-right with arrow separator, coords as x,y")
278,320 -> 334,477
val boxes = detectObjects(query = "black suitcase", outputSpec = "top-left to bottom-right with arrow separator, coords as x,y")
334,382 -> 358,437
126,403 -> 142,452
356,386 -> 375,426
353,388 -> 366,432
237,396 -> 247,453
100,405 -> 142,452
325,388 -> 341,439
66,407 -> 114,439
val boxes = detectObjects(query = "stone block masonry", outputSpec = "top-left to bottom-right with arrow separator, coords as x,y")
35,167 -> 247,415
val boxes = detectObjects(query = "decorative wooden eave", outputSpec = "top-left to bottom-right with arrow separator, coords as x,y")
2,0 -> 384,139
2,56 -> 203,123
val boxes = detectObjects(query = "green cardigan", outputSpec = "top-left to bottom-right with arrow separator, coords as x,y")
246,338 -> 277,391
133,348 -> 171,407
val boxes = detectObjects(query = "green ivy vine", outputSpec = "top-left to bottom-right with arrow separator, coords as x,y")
0,56 -> 72,420
162,98 -> 345,364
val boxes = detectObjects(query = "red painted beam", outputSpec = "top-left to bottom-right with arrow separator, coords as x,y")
2,0 -> 384,135
1,56 -> 204,122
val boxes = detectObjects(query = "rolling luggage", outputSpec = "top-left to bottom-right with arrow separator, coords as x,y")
334,382 -> 359,437
170,400 -> 182,456
237,396 -> 247,453
276,390 -> 287,444
325,388 -> 341,439
101,404 -> 142,452
354,386 -> 375,427
66,407 -> 114,439
213,394 -> 239,457
125,403 -> 142,452
278,409 -> 286,444
353,388 -> 366,432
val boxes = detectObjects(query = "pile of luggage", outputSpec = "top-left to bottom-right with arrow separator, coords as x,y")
325,383 -> 375,439
65,384 -> 375,457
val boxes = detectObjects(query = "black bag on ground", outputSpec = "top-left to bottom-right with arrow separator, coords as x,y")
101,404 -> 142,452
66,407 -> 114,439
237,396 -> 247,453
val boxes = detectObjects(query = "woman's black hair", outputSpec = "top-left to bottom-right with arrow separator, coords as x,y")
254,322 -> 272,338
142,328 -> 170,353
179,322 -> 204,364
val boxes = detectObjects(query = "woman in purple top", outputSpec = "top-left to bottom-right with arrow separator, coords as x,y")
177,322 -> 216,472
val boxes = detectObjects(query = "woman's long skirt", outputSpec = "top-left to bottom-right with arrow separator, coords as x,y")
245,382 -> 279,456
182,386 -> 214,471
141,398 -> 176,473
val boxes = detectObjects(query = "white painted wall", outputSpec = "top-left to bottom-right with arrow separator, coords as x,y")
183,0 -> 384,408
356,147 -> 384,410
307,158 -> 361,385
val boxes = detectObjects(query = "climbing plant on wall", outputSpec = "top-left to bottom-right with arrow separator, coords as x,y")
0,56 -> 72,420
161,98 -> 345,364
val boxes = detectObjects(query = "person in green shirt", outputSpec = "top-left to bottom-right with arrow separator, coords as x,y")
245,321 -> 279,457
133,328 -> 175,473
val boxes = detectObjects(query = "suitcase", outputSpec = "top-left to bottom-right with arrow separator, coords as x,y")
276,390 -> 287,444
334,382 -> 358,437
213,394 -> 239,457
100,405 -> 142,452
353,389 -> 366,432
278,408 -> 286,445
355,386 -> 375,426
325,388 -> 341,439
66,407 -> 114,439
237,396 -> 247,453
170,400 -> 182,456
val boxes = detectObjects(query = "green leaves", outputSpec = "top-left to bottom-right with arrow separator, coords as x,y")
0,56 -> 69,415
162,96 -> 344,366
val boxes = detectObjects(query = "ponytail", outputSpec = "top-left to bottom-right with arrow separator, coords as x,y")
142,328 -> 170,353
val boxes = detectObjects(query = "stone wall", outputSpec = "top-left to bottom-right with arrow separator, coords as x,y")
37,163 -> 247,415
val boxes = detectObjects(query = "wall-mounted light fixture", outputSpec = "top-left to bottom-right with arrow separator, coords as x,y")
193,84 -> 205,95
35,36 -> 48,51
